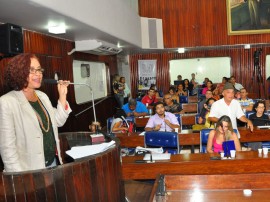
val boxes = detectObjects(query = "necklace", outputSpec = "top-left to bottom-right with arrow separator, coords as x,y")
31,92 -> 50,132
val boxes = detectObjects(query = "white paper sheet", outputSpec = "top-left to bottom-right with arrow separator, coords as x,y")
66,140 -> 115,159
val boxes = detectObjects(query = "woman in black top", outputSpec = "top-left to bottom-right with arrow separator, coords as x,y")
249,100 -> 269,150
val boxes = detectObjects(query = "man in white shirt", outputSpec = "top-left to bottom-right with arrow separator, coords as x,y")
230,76 -> 244,91
208,83 -> 253,134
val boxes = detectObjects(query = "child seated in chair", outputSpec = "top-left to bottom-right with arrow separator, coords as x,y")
206,115 -> 241,153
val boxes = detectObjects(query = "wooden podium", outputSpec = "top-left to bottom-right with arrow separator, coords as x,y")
0,132 -> 125,202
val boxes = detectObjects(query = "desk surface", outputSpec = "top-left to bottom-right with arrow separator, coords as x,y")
122,151 -> 270,179
150,173 -> 270,201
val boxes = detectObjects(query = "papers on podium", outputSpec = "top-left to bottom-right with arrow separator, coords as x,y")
66,140 -> 116,159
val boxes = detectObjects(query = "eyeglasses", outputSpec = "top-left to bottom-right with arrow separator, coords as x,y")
29,67 -> 45,74
164,97 -> 171,99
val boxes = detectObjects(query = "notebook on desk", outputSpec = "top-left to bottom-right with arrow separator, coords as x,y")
222,140 -> 235,157
143,153 -> 171,161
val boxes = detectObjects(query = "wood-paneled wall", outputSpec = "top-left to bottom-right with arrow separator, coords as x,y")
139,0 -> 270,47
130,47 -> 269,99
130,0 -> 270,99
0,30 -> 118,132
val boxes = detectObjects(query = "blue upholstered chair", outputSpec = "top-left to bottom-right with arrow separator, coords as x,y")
144,131 -> 180,154
200,129 -> 212,153
179,95 -> 188,103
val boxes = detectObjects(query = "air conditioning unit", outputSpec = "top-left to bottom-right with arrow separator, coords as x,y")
68,39 -> 122,55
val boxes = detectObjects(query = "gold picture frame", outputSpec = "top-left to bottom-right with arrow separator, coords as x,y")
227,0 -> 270,35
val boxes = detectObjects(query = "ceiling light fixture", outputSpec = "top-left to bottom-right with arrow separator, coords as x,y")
177,48 -> 185,53
244,44 -> 251,49
48,25 -> 66,34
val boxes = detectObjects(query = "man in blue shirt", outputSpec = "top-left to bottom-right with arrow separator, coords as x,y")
122,99 -> 148,117
145,102 -> 180,132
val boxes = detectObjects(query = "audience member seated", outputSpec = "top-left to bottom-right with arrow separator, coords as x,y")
176,83 -> 188,96
234,90 -> 241,99
168,86 -> 179,103
183,79 -> 194,95
145,102 -> 180,132
212,87 -> 221,100
249,101 -> 270,150
198,90 -> 213,113
163,93 -> 182,114
190,73 -> 198,95
202,80 -> 214,95
141,88 -> 158,106
192,98 -> 216,131
150,84 -> 162,98
206,115 -> 241,153
230,75 -> 244,91
110,109 -> 129,133
89,121 -> 102,133
202,77 -> 210,88
216,76 -> 228,95
238,88 -> 254,112
122,99 -> 148,117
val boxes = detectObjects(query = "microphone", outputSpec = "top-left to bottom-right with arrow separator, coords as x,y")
43,79 -> 75,85
44,78 -> 99,135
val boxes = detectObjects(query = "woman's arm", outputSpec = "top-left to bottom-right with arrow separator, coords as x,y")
231,132 -> 241,151
112,121 -> 128,132
206,130 -> 215,153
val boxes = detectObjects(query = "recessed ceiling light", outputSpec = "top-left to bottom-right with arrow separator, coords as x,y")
177,48 -> 185,53
48,25 -> 66,34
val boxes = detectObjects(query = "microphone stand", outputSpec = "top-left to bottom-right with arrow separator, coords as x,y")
69,82 -> 97,123
70,82 -> 103,138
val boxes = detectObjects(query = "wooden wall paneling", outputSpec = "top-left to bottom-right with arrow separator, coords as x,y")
27,31 -> 49,55
139,0 -> 270,47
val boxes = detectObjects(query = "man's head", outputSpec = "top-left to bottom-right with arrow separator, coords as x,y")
163,93 -> 173,105
240,88 -> 248,99
128,99 -> 137,111
177,75 -> 182,80
230,76 -> 236,85
205,90 -> 213,99
154,101 -> 165,116
147,88 -> 156,98
222,83 -> 235,103
191,73 -> 195,79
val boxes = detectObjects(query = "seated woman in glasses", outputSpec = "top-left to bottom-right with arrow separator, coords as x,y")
248,100 -> 269,150
206,115 -> 241,153
0,53 -> 72,172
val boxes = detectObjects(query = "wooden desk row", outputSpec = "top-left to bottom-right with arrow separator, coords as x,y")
150,173 -> 270,201
116,127 -> 270,149
122,151 -> 270,180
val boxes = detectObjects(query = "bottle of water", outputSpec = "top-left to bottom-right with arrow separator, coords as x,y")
149,108 -> 152,116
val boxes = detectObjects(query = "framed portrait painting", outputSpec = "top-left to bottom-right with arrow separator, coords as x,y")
227,0 -> 270,35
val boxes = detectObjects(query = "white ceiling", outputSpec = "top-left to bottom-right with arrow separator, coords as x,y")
0,0 -> 143,53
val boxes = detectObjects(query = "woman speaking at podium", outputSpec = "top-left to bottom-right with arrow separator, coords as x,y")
0,53 -> 72,172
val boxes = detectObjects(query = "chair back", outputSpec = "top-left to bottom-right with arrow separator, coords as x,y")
181,114 -> 197,130
134,117 -> 149,131
188,96 -> 198,103
144,131 -> 180,154
179,96 -> 188,103
200,129 -> 212,153
181,103 -> 198,113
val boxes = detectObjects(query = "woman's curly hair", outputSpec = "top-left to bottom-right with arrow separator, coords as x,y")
5,53 -> 38,91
